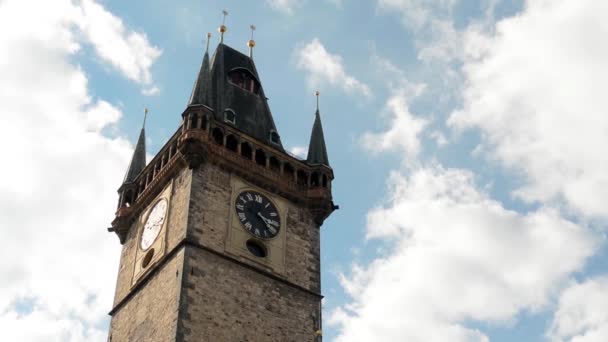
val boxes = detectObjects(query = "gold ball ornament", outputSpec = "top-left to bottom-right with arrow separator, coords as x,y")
219,25 -> 227,33
248,39 -> 256,48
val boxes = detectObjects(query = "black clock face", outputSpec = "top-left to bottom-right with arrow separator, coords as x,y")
235,190 -> 281,239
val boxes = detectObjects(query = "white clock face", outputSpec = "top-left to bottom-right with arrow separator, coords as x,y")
140,198 -> 168,251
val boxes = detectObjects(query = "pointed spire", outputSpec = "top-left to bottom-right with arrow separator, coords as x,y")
123,109 -> 147,183
188,33 -> 212,106
307,91 -> 330,166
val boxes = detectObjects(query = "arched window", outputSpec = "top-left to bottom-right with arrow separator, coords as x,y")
224,109 -> 236,124
189,112 -> 197,129
311,172 -> 320,187
322,174 -> 328,188
226,135 -> 238,152
269,156 -> 280,172
123,189 -> 134,207
284,163 -> 295,181
227,68 -> 261,95
297,170 -> 309,187
241,142 -> 252,159
212,127 -> 224,145
201,114 -> 208,130
255,149 -> 266,167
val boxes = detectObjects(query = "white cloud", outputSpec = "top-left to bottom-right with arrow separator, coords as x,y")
449,0 -> 608,220
0,0 -> 155,340
295,38 -> 371,98
266,0 -> 303,15
142,85 -> 160,96
77,0 -> 162,86
329,166 -> 597,342
548,277 -> 608,342
289,145 -> 308,159
361,84 -> 428,159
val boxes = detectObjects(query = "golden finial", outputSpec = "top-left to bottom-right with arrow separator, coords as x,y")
219,10 -> 228,43
143,107 -> 149,128
205,32 -> 211,53
314,90 -> 320,112
248,24 -> 256,58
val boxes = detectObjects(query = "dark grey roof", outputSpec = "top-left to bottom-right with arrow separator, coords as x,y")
204,43 -> 283,149
123,128 -> 146,184
188,51 -> 211,106
306,110 -> 329,166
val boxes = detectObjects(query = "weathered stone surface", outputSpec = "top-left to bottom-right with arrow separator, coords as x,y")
178,246 -> 320,342
111,168 -> 192,307
108,248 -> 184,342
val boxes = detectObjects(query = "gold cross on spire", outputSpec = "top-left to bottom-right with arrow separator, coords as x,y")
205,32 -> 211,53
219,10 -> 228,43
248,24 -> 256,58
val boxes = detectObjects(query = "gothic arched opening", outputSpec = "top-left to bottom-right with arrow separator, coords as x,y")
283,163 -> 295,181
311,172 -> 320,187
201,114 -> 208,130
297,170 -> 309,187
212,127 -> 224,145
241,142 -> 252,159
189,113 -> 197,129
322,174 -> 328,188
255,149 -> 266,167
226,135 -> 238,152
269,156 -> 280,172
123,189 -> 134,207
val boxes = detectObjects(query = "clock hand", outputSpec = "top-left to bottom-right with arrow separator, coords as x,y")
257,212 -> 273,224
257,213 -> 279,233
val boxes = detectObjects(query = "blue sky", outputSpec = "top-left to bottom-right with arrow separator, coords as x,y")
2,0 -> 608,341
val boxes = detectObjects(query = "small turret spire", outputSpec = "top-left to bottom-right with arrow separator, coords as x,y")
219,10 -> 228,43
188,33 -> 212,106
205,32 -> 211,53
307,91 -> 330,166
142,107 -> 148,128
123,109 -> 148,184
248,25 -> 256,58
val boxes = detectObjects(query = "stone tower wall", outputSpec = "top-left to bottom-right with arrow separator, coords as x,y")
177,246 -> 320,341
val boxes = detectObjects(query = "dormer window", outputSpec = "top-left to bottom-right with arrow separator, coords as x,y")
228,68 -> 261,95
269,130 -> 280,145
224,109 -> 236,124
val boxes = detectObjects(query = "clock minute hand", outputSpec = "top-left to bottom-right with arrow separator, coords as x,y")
257,212 -> 276,229
257,212 -> 269,223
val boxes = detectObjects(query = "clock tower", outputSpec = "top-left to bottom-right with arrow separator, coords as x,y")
106,29 -> 336,341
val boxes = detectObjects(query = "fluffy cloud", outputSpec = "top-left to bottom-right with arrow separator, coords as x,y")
77,0 -> 161,85
295,38 -> 372,98
449,0 -> 608,220
548,277 -> 608,342
329,166 -> 597,342
0,0 -> 156,340
361,85 -> 428,159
